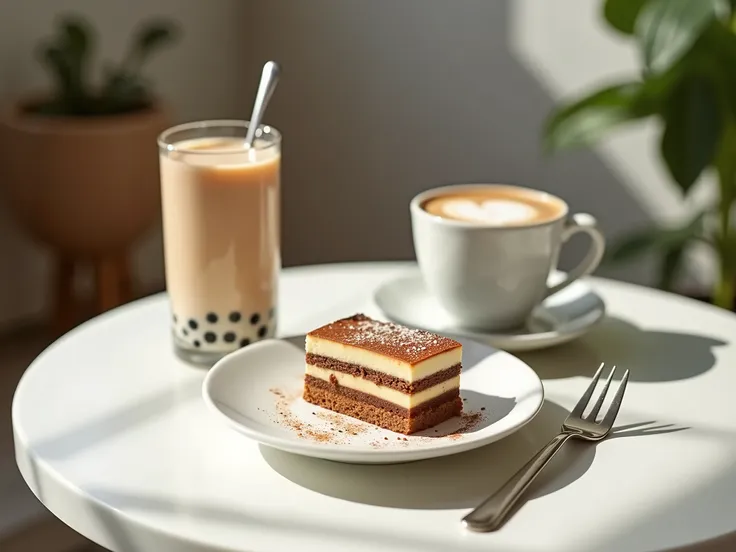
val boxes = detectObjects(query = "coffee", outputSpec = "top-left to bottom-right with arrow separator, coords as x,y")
159,126 -> 280,364
422,186 -> 564,226
411,183 -> 605,331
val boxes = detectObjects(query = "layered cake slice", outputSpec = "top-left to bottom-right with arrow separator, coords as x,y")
303,314 -> 462,434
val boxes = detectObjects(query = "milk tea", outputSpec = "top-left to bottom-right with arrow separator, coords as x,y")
159,124 -> 280,364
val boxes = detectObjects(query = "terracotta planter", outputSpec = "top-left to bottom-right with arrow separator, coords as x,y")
0,97 -> 170,255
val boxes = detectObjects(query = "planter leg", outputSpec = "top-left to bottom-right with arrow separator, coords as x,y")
53,255 -> 77,336
94,252 -> 134,314
116,252 -> 133,303
95,256 -> 122,313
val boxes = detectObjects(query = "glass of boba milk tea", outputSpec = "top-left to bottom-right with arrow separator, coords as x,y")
158,120 -> 280,365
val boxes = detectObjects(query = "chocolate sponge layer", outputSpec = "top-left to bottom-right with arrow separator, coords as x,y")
303,378 -> 462,435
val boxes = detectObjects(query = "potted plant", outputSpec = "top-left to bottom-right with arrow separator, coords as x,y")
0,14 -> 178,331
543,0 -> 736,309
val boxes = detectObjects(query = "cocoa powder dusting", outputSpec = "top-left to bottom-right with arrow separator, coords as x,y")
307,313 -> 461,364
412,410 -> 486,441
269,386 -> 368,445
268,387 -> 487,447
269,387 -> 333,442
314,410 -> 368,437
447,412 -> 483,440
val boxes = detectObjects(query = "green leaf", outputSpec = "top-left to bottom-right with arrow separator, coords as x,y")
660,73 -> 722,191
715,232 -> 736,272
34,16 -> 95,115
59,17 -> 91,58
658,247 -> 686,290
40,45 -> 71,82
130,21 -> 178,67
605,229 -> 663,263
699,22 -> 736,119
38,44 -> 77,111
605,211 -> 705,265
604,0 -> 650,35
543,83 -> 645,151
99,67 -> 150,114
543,73 -> 674,152
606,213 -> 702,289
635,0 -> 721,74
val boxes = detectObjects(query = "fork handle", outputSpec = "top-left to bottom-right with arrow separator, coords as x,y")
462,432 -> 573,532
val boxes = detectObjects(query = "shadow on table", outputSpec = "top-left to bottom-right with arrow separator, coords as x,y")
589,434 -> 736,552
261,398 -> 593,510
663,532 -> 736,552
69,422 -> 734,552
517,315 -> 726,382
608,420 -> 690,440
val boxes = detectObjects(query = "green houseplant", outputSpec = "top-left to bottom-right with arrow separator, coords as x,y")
0,14 -> 179,332
33,15 -> 178,116
543,0 -> 736,309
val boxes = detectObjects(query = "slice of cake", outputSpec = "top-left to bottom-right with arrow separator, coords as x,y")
303,314 -> 462,434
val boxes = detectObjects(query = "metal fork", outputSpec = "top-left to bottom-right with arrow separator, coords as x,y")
461,362 -> 630,532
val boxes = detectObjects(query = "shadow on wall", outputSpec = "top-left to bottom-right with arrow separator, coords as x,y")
247,0 -> 654,284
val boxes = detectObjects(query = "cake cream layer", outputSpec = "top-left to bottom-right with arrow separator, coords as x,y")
305,353 -> 460,393
305,335 -> 461,382
305,364 -> 460,409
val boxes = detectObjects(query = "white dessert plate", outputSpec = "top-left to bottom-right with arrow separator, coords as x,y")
202,335 -> 544,464
373,268 -> 605,352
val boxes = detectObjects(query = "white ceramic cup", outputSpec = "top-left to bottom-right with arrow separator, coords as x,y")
410,184 -> 606,331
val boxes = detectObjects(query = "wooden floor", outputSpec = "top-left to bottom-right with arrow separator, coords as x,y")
0,283 -> 163,551
0,326 -> 107,551
1,517 -> 107,552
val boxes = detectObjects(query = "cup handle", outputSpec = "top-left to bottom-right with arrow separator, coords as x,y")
545,213 -> 606,298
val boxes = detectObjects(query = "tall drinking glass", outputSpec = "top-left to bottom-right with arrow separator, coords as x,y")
158,120 -> 281,365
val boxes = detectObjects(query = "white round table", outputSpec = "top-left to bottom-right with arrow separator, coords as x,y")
12,262 -> 736,552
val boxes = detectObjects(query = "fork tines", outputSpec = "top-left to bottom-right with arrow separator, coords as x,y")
570,362 -> 630,428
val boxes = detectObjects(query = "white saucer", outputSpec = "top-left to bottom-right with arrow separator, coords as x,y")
202,335 -> 544,464
373,268 -> 605,352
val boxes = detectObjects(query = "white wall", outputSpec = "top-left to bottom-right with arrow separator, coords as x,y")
0,0 -> 712,328
243,0 -> 706,290
0,0 -> 251,330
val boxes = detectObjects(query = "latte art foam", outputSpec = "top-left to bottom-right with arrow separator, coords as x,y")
441,199 -> 538,225
421,187 -> 565,226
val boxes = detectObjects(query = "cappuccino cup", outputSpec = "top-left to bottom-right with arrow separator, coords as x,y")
410,184 -> 605,331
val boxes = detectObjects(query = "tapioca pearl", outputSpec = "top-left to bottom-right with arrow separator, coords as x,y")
206,312 -> 218,324
229,311 -> 241,323
204,332 -> 217,343
188,319 -> 198,330
240,338 -> 250,347
224,332 -> 236,343
193,340 -> 201,348
183,328 -> 189,337
257,326 -> 267,339
250,313 -> 260,325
